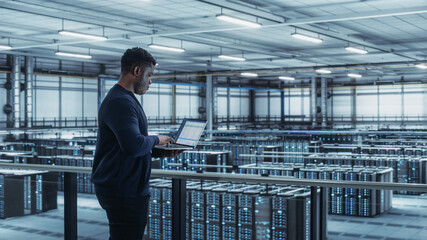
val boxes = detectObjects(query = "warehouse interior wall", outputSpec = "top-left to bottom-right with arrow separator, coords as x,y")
0,55 -> 426,128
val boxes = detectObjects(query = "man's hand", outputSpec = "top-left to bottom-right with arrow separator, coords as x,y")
161,150 -> 185,158
152,148 -> 184,158
157,135 -> 174,145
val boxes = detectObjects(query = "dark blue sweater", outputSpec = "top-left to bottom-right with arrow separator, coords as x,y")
92,84 -> 159,198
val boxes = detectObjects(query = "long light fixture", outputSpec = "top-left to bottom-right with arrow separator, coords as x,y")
345,46 -> 368,54
148,44 -> 185,53
218,55 -> 246,61
58,31 -> 107,41
216,14 -> 261,28
348,73 -> 362,78
279,76 -> 295,81
55,52 -> 92,59
315,69 -> 331,74
0,45 -> 12,50
415,63 -> 427,69
291,33 -> 323,43
241,72 -> 258,77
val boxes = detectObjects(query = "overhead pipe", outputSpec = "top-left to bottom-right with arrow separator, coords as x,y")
311,76 -> 317,128
321,77 -> 327,128
25,56 -> 34,128
12,55 -> 20,128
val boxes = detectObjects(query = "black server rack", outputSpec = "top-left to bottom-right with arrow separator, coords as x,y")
330,169 -> 345,215
344,170 -> 359,216
31,172 -> 57,213
161,185 -> 173,240
0,173 -> 24,218
147,182 -> 164,240
358,170 -> 377,217
206,188 -> 222,240
237,191 -> 257,240
188,186 -> 206,240
222,189 -> 240,240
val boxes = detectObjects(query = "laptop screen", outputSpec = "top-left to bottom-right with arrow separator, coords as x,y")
175,119 -> 207,147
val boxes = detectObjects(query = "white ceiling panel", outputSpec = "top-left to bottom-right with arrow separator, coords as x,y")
0,0 -> 426,81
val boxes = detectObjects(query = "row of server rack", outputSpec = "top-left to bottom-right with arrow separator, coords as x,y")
0,170 -> 57,219
239,162 -> 393,217
147,179 -> 326,240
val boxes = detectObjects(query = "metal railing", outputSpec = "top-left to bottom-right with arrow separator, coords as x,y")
1,114 -> 426,129
1,162 -> 427,240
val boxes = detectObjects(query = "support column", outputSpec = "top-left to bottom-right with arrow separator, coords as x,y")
172,179 -> 186,240
12,55 -> 21,128
311,76 -> 317,128
280,90 -> 285,122
172,85 -> 176,123
351,83 -> 357,129
401,84 -> 404,124
64,172 -> 77,240
97,77 -> 105,109
249,90 -> 255,122
226,84 -> 230,129
25,56 -> 34,128
267,89 -> 271,121
206,74 -> 213,137
321,77 -> 327,128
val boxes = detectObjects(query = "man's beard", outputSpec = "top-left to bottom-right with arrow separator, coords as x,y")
134,78 -> 147,95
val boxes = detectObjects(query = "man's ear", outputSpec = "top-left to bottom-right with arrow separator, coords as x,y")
134,66 -> 139,76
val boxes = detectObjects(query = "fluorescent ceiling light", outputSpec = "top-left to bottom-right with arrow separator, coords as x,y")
279,76 -> 295,81
315,69 -> 331,74
55,52 -> 92,59
216,14 -> 261,28
291,33 -> 323,43
218,55 -> 246,61
415,63 -> 427,69
241,72 -> 258,77
0,45 -> 12,50
348,73 -> 362,78
148,44 -> 185,53
58,31 -> 107,41
345,46 -> 368,54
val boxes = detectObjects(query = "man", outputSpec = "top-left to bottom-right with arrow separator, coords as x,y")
92,47 -> 178,240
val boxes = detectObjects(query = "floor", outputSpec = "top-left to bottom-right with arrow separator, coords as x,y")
0,193 -> 426,240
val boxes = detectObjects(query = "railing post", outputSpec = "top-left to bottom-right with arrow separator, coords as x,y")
320,187 -> 328,240
172,178 -> 186,240
64,172 -> 77,240
310,186 -> 319,240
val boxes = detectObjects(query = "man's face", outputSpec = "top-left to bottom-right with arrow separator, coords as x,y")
133,63 -> 154,95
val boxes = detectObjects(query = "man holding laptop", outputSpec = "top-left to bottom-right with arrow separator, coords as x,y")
92,47 -> 187,240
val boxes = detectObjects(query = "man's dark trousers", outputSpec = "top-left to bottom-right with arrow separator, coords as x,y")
96,193 -> 150,240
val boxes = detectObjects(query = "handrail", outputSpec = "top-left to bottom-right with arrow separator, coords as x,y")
1,162 -> 427,192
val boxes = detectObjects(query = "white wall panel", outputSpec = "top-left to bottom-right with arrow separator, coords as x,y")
0,88 -> 6,123
255,97 -> 268,116
289,97 -> 301,115
159,95 -> 172,117
189,95 -> 200,118
379,94 -> 401,117
142,93 -> 159,118
333,95 -> 351,117
217,96 -> 227,116
404,93 -> 423,116
35,90 -> 59,118
84,92 -> 97,118
176,95 -> 190,117
357,95 -> 378,117
62,91 -> 82,118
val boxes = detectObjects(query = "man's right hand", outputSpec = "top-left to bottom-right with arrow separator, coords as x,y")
157,135 -> 174,145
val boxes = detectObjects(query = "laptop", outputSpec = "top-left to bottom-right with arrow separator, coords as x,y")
154,119 -> 207,150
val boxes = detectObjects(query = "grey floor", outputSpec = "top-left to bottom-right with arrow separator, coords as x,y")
1,193 -> 426,240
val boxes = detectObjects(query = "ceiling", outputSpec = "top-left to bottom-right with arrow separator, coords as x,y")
0,0 -> 427,84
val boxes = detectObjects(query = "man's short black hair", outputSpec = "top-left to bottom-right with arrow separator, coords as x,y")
121,47 -> 156,74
